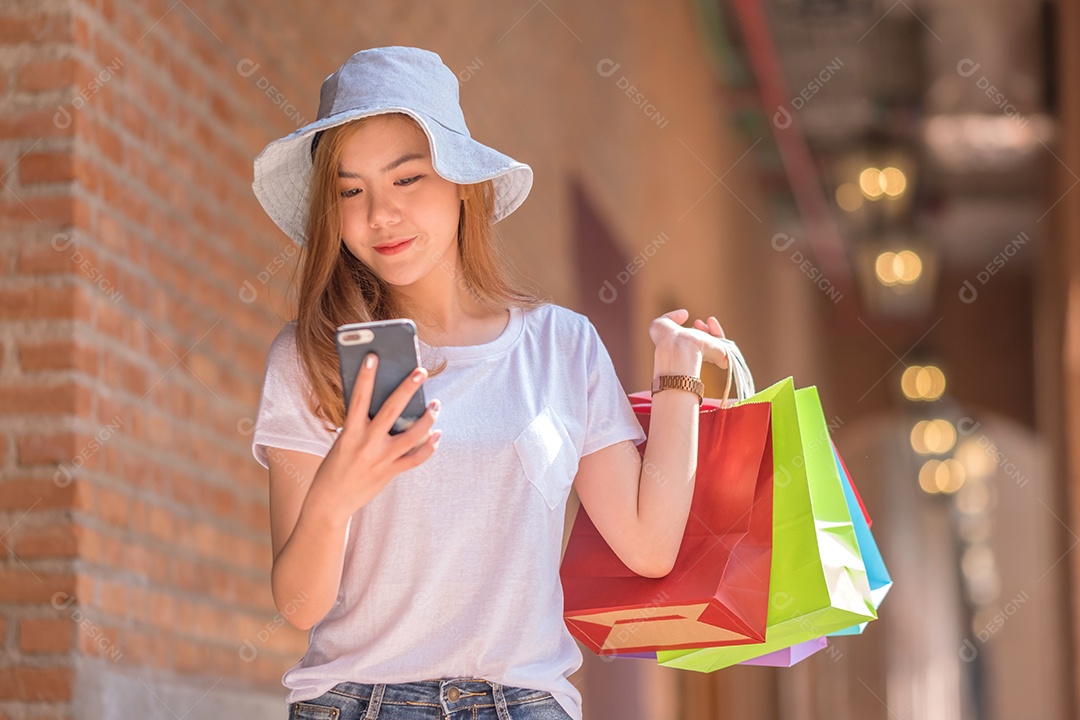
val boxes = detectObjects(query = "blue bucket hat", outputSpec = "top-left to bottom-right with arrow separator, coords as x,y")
252,46 -> 534,246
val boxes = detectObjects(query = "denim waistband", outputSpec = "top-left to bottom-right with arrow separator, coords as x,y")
324,678 -> 554,717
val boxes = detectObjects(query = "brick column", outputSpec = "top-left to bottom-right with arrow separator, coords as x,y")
1,2 -> 305,718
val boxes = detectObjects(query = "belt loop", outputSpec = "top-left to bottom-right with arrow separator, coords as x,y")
491,681 -> 511,720
366,683 -> 386,720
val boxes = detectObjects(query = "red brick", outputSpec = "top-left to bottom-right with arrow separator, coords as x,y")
0,14 -> 72,45
119,97 -> 145,143
97,211 -> 127,254
144,504 -> 175,543
17,151 -> 75,184
0,108 -> 77,139
19,617 -> 73,654
119,544 -> 154,584
17,240 -> 96,275
99,305 -> 138,350
0,477 -> 81,512
94,533 -> 123,568
17,58 -> 77,92
0,284 -> 89,320
94,486 -> 130,529
0,666 -> 74,701
17,338 -> 98,373
91,34 -> 122,75
79,526 -> 104,564
94,121 -> 123,166
0,570 -> 75,604
174,638 -> 202,674
16,431 -> 74,465
209,486 -> 237,519
0,196 -> 75,224
147,590 -> 175,629
73,15 -> 88,48
14,521 -> 80,559
0,381 -> 92,417
95,398 -> 128,438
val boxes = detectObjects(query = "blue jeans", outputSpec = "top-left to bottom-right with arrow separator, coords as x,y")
287,678 -> 573,720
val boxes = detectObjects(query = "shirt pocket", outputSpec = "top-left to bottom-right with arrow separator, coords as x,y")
513,404 -> 579,510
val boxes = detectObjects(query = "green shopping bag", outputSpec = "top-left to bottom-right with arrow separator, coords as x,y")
656,379 -> 876,671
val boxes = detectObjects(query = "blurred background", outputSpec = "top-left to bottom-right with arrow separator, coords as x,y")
0,0 -> 1075,718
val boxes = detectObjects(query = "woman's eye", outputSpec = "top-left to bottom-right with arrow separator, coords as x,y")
397,175 -> 422,186
340,187 -> 360,198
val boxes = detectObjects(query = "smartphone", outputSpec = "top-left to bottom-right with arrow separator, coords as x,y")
335,319 -> 426,435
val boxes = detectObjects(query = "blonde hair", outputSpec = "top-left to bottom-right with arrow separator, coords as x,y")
289,113 -> 547,432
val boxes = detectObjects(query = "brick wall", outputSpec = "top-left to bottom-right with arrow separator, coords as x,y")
0,1 -> 815,719
1,1 -> 303,717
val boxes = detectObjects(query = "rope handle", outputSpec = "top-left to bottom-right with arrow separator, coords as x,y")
715,337 -> 755,405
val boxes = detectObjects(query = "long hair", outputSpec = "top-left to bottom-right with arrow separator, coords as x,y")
290,113 -> 547,433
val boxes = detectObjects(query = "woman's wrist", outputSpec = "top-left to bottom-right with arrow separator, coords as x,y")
653,338 -> 703,377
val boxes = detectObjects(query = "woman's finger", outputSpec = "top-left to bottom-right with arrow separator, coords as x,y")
345,352 -> 377,432
662,308 -> 689,323
708,316 -> 725,338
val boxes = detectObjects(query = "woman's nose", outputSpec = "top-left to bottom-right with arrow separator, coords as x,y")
367,191 -> 401,227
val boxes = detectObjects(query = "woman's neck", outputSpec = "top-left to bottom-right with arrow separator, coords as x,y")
414,306 -> 510,347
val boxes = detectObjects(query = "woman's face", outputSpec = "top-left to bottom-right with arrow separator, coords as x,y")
336,114 -> 464,287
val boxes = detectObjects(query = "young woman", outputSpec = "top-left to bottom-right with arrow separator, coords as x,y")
250,46 -> 731,720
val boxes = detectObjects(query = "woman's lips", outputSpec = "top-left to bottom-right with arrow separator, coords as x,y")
373,236 -> 415,255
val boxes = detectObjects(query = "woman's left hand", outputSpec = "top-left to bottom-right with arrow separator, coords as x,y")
648,308 -> 730,371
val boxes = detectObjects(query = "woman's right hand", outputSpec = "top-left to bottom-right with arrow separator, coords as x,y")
309,353 -> 440,522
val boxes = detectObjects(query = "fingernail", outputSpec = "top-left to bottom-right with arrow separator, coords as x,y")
430,399 -> 441,412
413,368 -> 426,383
365,354 -> 376,369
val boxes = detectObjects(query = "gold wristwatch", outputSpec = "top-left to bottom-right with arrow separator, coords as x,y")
651,374 -> 704,404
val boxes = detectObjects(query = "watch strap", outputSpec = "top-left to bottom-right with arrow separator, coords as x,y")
651,374 -> 704,404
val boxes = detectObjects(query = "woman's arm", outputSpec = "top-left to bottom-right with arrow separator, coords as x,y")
267,361 -> 441,630
573,310 -> 726,577
267,447 -> 353,630
634,338 -> 703,574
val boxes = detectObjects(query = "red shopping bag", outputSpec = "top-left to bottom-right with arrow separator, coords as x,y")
560,390 -> 774,655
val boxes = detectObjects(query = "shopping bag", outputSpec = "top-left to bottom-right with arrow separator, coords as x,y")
739,637 -> 829,667
560,341 -> 775,655
828,441 -> 891,636
604,637 -> 829,667
655,380 -> 876,671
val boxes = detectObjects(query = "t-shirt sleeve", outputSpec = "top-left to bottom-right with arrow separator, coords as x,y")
251,322 -> 340,469
581,319 -> 647,457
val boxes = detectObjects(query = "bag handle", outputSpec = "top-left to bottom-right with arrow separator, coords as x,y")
715,337 -> 755,405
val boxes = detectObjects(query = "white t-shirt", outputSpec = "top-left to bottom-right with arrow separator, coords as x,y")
251,303 -> 646,720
